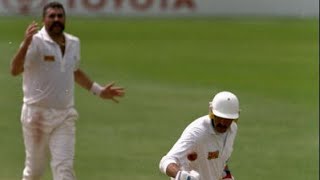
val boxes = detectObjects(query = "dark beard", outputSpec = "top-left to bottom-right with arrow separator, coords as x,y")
49,21 -> 65,33
216,124 -> 227,129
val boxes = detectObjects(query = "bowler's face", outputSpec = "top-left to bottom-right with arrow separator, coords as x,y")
213,116 -> 234,133
43,8 -> 65,35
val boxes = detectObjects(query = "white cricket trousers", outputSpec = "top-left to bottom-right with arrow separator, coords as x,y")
21,104 -> 79,180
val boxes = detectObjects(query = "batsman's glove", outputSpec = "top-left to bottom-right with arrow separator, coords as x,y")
175,170 -> 200,180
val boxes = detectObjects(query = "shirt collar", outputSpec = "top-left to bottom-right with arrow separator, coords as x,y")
39,26 -> 67,44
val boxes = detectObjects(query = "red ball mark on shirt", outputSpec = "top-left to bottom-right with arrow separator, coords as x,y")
187,152 -> 198,161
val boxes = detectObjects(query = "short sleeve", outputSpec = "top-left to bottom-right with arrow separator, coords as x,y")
24,37 -> 38,69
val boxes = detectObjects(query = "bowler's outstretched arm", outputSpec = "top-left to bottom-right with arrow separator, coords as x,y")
74,69 -> 125,102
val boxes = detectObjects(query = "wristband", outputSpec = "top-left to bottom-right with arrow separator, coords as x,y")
90,82 -> 103,96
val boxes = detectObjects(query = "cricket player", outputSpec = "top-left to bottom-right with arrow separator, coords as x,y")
159,91 -> 240,180
10,2 -> 125,180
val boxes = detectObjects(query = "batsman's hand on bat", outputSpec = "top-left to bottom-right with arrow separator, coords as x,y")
222,177 -> 234,180
221,171 -> 234,180
175,170 -> 200,180
100,82 -> 125,103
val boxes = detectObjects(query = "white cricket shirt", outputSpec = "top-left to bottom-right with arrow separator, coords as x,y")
159,115 -> 238,180
23,27 -> 80,109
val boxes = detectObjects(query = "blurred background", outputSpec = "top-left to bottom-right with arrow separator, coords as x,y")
0,0 -> 318,180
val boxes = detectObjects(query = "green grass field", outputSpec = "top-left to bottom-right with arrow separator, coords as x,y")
0,17 -> 318,180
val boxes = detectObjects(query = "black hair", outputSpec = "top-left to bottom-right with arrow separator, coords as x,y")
42,1 -> 65,17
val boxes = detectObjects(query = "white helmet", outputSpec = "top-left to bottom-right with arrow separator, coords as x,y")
210,91 -> 240,119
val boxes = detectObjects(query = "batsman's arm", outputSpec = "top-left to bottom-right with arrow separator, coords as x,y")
159,124 -> 205,178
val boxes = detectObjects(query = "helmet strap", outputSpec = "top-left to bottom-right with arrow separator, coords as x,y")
209,112 -> 216,129
211,118 -> 215,129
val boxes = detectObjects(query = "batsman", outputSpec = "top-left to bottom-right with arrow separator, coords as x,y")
159,91 -> 240,180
